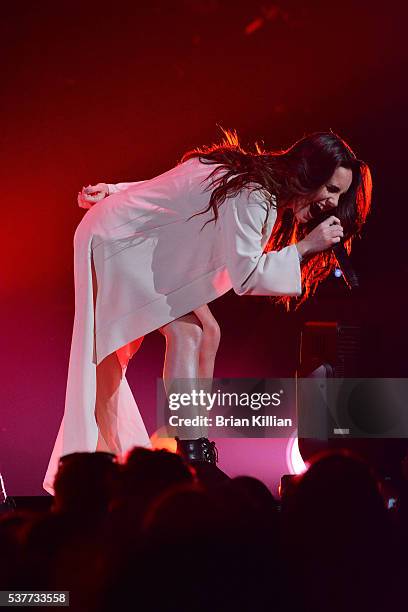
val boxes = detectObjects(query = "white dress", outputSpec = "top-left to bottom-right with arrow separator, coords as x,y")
43,157 -> 302,494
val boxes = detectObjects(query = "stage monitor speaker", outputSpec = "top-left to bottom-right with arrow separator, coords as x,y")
296,321 -> 407,480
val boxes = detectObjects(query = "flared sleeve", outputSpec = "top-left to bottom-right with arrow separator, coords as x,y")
221,187 -> 302,296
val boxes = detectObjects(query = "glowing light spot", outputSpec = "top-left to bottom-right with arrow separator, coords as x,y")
286,431 -> 308,475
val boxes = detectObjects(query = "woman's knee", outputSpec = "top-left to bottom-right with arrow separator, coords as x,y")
159,313 -> 203,348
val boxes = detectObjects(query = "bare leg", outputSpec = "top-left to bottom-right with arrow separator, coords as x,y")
94,306 -> 220,450
194,304 -> 221,379
95,348 -> 151,455
159,313 -> 205,439
159,313 -> 203,388
95,350 -> 125,453
195,305 -> 221,440
159,306 -> 221,439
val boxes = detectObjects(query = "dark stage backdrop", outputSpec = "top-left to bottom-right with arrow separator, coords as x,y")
1,0 -> 407,495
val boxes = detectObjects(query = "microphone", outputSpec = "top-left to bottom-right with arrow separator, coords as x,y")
307,206 -> 359,290
332,241 -> 359,290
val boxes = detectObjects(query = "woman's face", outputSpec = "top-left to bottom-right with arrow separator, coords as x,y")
292,165 -> 353,224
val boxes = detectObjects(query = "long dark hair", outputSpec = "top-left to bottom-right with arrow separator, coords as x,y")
180,128 -> 372,309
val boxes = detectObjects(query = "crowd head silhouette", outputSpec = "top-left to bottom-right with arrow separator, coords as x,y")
1,446 -> 407,612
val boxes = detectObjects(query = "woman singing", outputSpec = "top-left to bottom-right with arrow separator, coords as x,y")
43,130 -> 371,494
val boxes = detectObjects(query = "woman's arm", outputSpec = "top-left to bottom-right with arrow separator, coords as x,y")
106,180 -> 147,195
221,188 -> 302,296
78,180 -> 147,208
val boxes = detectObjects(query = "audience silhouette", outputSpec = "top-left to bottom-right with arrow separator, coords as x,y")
1,447 -> 407,611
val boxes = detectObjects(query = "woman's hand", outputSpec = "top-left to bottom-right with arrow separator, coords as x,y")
77,183 -> 109,209
297,216 -> 344,257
